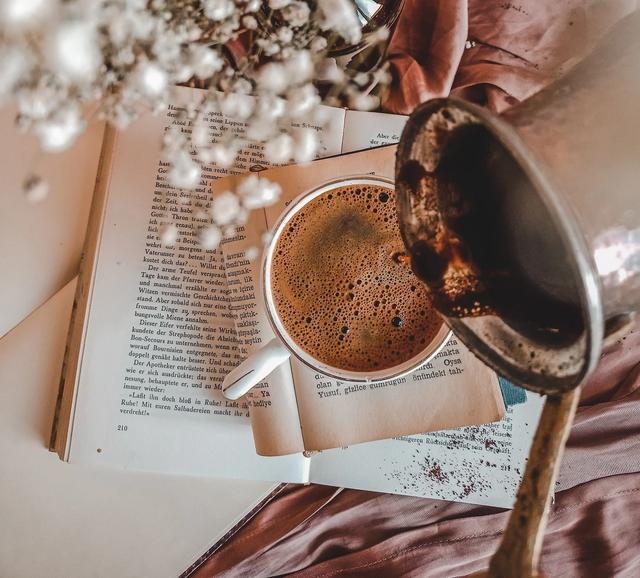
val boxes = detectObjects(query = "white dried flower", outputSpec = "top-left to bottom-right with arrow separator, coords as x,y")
286,83 -> 320,117
246,117 -> 275,141
370,26 -> 390,42
169,151 -> 201,189
35,106 -> 85,152
316,58 -> 345,83
219,93 -> 254,120
285,50 -> 313,83
135,62 -> 169,98
264,133 -> 294,164
201,142 -> 238,167
256,37 -> 281,56
237,175 -> 281,209
242,15 -> 258,30
244,246 -> 260,261
189,45 -> 223,79
310,36 -> 328,53
277,26 -> 293,44
107,14 -> 129,46
282,2 -> 310,27
269,0 -> 291,9
254,94 -> 286,120
211,191 -> 240,225
204,0 -> 235,21
47,19 -> 101,83
0,0 -> 56,30
159,223 -> 178,246
23,173 -> 48,203
353,72 -> 370,87
233,206 -> 249,226
245,0 -> 261,11
198,225 -> 222,249
372,67 -> 392,85
0,46 -> 30,100
191,123 -> 210,148
255,62 -> 289,94
231,77 -> 253,95
317,0 -> 362,44
292,128 -> 318,162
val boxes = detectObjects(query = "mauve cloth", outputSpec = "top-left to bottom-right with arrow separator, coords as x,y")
384,0 -> 639,113
185,2 -> 640,576
189,477 -> 640,578
185,326 -> 640,577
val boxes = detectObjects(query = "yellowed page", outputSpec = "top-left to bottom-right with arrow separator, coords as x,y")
292,335 -> 505,451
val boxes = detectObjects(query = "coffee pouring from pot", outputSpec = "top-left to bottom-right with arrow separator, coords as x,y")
395,10 -> 640,577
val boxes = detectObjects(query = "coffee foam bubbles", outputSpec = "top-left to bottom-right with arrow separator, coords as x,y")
271,183 -> 443,373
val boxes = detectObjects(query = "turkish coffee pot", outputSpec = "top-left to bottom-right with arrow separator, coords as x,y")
396,10 -> 640,577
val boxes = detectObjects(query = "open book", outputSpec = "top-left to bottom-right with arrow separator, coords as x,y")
51,86 -> 543,507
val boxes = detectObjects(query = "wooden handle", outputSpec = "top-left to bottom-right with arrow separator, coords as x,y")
486,388 -> 580,578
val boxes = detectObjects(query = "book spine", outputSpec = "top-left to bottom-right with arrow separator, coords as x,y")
49,124 -> 118,458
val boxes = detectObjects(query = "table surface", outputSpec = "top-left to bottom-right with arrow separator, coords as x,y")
0,111 -> 274,578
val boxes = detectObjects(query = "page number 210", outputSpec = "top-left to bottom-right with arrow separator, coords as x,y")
117,424 -> 128,432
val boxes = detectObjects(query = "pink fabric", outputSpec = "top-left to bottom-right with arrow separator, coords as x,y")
186,325 -> 640,577
383,0 -> 639,113
185,3 -> 640,576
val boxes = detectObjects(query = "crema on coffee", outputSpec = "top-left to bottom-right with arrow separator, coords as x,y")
271,182 -> 443,373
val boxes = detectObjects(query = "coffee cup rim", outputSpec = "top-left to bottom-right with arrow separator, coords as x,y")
261,174 -> 452,383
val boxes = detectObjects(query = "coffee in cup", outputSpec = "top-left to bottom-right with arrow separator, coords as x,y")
222,176 -> 450,400
270,181 -> 443,373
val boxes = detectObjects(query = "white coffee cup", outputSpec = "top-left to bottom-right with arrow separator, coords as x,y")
221,176 -> 452,400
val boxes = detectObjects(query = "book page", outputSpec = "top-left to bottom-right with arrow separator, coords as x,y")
65,86 -> 342,481
292,334 -> 504,451
342,109 -> 407,153
309,390 -> 544,508
221,147 -> 504,454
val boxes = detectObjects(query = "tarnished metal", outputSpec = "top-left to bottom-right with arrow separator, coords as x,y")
396,11 -> 640,395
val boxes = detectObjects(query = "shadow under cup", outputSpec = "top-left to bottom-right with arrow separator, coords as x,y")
262,176 -> 451,383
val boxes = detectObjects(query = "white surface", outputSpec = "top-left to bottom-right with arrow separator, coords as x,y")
0,280 -> 275,578
0,107 -> 105,338
0,109 -> 275,577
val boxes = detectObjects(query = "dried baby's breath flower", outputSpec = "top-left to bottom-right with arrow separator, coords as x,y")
282,2 -> 311,27
244,246 -> 260,261
198,224 -> 222,249
159,223 -> 179,246
211,191 -> 241,225
1,0 -> 395,246
264,133 -> 294,164
237,175 -> 281,209
292,128 -> 318,163
317,0 -> 362,44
